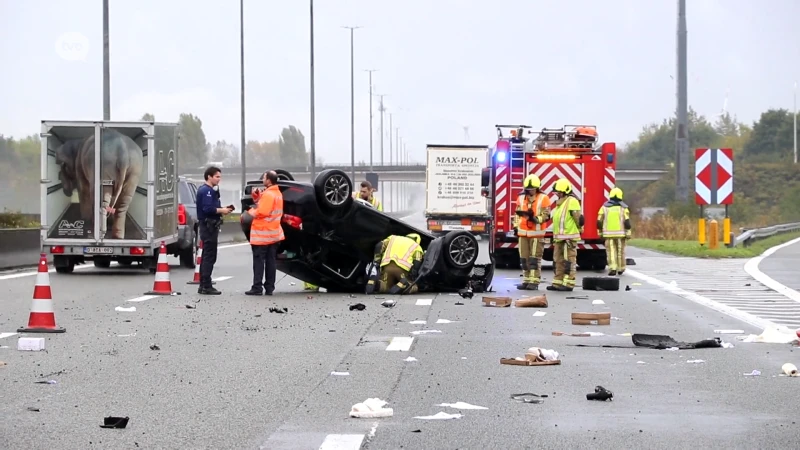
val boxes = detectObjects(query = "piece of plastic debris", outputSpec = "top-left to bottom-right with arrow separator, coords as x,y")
436,319 -> 457,324
454,302 -> 464,306
35,380 -> 57,384
409,320 -> 426,325
510,393 -> 549,404
116,333 -> 136,337
566,295 -> 589,300
781,363 -> 798,376
27,407 -> 39,412
625,285 -> 632,291
721,342 -> 734,349
100,416 -> 129,429
636,361 -> 647,364
381,300 -> 396,308
533,311 -> 547,317
289,282 -> 296,286
586,385 -> 613,401
349,303 -> 366,311
436,402 -> 487,410
743,370 -> 761,376
737,326 -> 798,344
0,361 -> 6,367
592,300 -> 605,305
185,304 -> 196,309
461,357 -> 467,360
350,398 -> 393,418
411,330 -> 442,335
714,329 -> 744,334
269,307 -> 288,314
404,357 -> 417,362
413,412 -> 463,420
611,317 -> 622,321
526,347 -> 559,361
115,306 -> 136,312
686,359 -> 705,364
149,344 -> 160,351
331,371 -> 350,376
665,347 -> 679,351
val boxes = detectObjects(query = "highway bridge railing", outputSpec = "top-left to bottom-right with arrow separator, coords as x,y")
0,210 -> 415,271
734,222 -> 800,248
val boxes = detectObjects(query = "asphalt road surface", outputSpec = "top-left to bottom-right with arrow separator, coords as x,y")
2,213 -> 799,449
757,237 -> 800,292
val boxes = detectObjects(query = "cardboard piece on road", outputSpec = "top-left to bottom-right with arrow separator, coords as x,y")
500,358 -> 561,366
571,312 -> 611,326
482,296 -> 512,307
515,295 -> 548,308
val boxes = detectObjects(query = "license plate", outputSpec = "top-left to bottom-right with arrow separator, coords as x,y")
84,247 -> 113,254
442,224 -> 472,231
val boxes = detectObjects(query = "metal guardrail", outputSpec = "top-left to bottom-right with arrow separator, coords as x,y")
734,222 -> 800,247
0,210 -> 415,270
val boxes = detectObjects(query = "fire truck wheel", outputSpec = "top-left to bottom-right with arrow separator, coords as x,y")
581,276 -> 620,291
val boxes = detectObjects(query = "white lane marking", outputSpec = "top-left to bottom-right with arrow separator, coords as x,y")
743,236 -> 800,303
0,332 -> 18,340
213,276 -> 233,282
128,295 -> 158,303
386,336 -> 414,351
415,298 -> 433,306
318,434 -> 366,450
0,244 -> 250,282
625,268 -> 775,330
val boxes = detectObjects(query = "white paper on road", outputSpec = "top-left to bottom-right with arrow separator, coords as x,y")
436,402 -> 487,410
410,330 -> 442,335
115,306 -> 136,312
404,357 -> 418,362
350,398 -> 393,418
330,371 -> 350,376
409,320 -> 426,325
435,319 -> 457,324
737,326 -> 798,344
414,412 -> 463,420
532,311 -> 547,317
415,299 -> 433,306
386,337 -> 414,351
714,329 -> 745,334
592,300 -> 605,305
686,359 -> 705,364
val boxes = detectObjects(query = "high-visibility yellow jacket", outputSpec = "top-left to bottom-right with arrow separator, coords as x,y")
354,193 -> 383,211
597,201 -> 631,238
377,235 -> 423,271
551,195 -> 582,241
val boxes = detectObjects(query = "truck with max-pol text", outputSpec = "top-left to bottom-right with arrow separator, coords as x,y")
40,120 -> 186,273
424,145 -> 491,236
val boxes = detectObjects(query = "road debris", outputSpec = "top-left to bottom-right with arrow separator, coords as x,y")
27,407 -> 40,412
533,311 -> 547,317
482,296 -> 511,307
435,319 -> 457,324
737,326 -> 799,344
330,371 -> 350,376
0,361 -> 6,367
17,338 -> 45,351
381,300 -> 396,308
349,303 -> 366,311
149,344 -> 160,351
409,320 -> 426,325
566,295 -> 589,300
269,307 -> 288,314
552,331 -> 604,337
404,357 -> 417,362
633,334 -> 722,350
592,300 -> 605,305
413,412 -> 462,420
571,312 -> 611,326
743,370 -> 761,376
686,359 -> 705,364
100,416 -> 129,429
35,380 -> 57,384
350,398 -> 393,418
515,295 -> 548,308
586,385 -> 613,401
510,393 -> 548,404
185,304 -> 196,309
436,402 -> 487,410
411,330 -> 442,335
781,363 -> 798,376
714,329 -> 744,334
115,306 -> 136,312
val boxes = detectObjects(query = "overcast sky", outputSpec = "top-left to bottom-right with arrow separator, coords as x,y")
1,0 -> 798,165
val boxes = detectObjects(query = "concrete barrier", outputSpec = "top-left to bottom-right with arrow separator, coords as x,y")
0,210 -> 415,270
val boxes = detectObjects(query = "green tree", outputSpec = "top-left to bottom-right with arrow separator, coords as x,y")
620,108 -> 721,166
140,112 -> 155,121
278,126 -> 308,166
247,140 -> 281,167
742,109 -> 796,162
177,113 -> 209,171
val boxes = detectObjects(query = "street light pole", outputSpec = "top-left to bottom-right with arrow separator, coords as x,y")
342,26 -> 361,182
675,0 -> 690,201
239,0 -> 246,193
378,95 -> 386,166
102,0 -> 110,120
309,0 -> 317,178
389,113 -> 393,165
364,69 -> 377,171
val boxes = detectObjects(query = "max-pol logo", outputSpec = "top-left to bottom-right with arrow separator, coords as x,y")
55,32 -> 89,61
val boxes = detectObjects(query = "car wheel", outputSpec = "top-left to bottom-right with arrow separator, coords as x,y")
93,258 -> 111,268
581,276 -> 620,291
442,231 -> 479,269
240,211 -> 253,241
314,169 -> 353,211
275,169 -> 294,181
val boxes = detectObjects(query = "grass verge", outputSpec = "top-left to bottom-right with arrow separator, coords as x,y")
629,231 -> 800,258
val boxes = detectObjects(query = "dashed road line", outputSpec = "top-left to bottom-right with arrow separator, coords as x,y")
318,434 -> 366,450
386,336 -> 414,351
626,254 -> 800,329
0,332 -> 18,340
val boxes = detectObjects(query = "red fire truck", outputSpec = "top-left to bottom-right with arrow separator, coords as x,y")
480,124 -> 618,270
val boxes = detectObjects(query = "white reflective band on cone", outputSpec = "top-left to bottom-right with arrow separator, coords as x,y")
35,273 -> 50,286
154,272 -> 170,282
30,299 -> 55,313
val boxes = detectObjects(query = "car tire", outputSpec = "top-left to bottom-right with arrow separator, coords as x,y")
240,211 -> 253,241
275,169 -> 294,181
442,231 -> 479,269
93,258 -> 111,268
582,276 -> 620,291
313,169 -> 354,212
54,256 -> 75,274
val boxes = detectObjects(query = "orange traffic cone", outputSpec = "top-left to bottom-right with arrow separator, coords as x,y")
186,240 -> 214,286
145,242 -> 179,295
18,254 -> 65,333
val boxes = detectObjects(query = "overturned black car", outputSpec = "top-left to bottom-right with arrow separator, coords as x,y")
240,169 -> 494,293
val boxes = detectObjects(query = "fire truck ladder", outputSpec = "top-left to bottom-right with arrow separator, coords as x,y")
509,142 -> 526,211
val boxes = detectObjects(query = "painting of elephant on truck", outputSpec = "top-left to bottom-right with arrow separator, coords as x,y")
45,125 -> 148,241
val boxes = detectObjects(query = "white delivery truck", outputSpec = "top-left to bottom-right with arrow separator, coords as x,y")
424,145 -> 491,236
40,120 -> 181,273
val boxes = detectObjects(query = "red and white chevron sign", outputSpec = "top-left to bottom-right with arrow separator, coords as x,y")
695,148 -> 734,205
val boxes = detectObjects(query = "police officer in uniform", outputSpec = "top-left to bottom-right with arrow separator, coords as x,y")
196,166 -> 234,295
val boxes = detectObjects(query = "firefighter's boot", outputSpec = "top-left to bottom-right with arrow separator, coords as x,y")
608,270 -> 617,276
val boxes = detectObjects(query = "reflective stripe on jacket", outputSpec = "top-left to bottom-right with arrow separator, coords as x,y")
250,185 -> 285,246
354,193 -> 383,211
380,235 -> 423,271
599,204 -> 628,238
552,196 -> 582,241
515,193 -> 551,237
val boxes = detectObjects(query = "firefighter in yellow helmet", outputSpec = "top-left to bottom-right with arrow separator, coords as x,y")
514,174 -> 552,290
365,233 -> 424,295
547,178 -> 583,292
597,187 -> 632,276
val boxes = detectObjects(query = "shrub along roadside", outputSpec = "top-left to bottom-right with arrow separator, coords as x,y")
629,231 -> 800,259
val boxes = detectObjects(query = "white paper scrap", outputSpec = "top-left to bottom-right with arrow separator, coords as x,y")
436,319 -> 457,324
592,300 -> 605,305
331,371 -> 350,376
533,311 -> 547,317
404,357 -> 417,362
115,306 -> 136,312
714,329 -> 745,334
410,330 -> 442,335
413,412 -> 463,420
409,320 -> 427,325
436,402 -> 487,410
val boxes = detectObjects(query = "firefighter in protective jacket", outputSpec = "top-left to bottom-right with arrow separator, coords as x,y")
547,178 -> 584,292
597,187 -> 631,276
365,233 -> 424,295
514,174 -> 552,290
